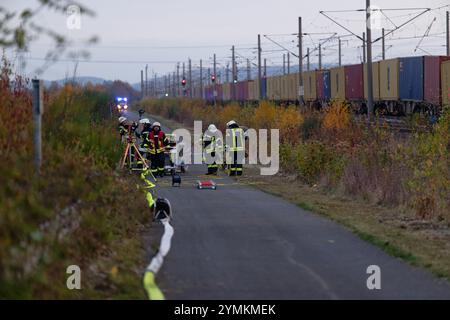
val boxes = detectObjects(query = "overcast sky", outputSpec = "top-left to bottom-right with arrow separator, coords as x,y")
3,0 -> 449,83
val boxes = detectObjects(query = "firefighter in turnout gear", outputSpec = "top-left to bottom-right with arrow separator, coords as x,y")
136,118 -> 152,168
118,117 -> 128,142
203,124 -> 223,175
149,122 -> 169,177
225,120 -> 245,176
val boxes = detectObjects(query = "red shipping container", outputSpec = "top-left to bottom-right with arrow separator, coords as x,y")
345,63 -> 364,100
236,81 -> 249,101
216,84 -> 223,101
424,56 -> 450,106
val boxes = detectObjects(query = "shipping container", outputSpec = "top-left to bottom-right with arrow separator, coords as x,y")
267,75 -> 282,100
442,60 -> 450,106
379,58 -> 399,100
345,64 -> 364,100
236,81 -> 249,101
279,75 -> 287,100
364,61 -> 380,100
289,73 -> 300,101
261,77 -> 267,99
399,56 -> 423,101
303,70 -> 317,101
266,76 -> 274,99
204,86 -> 213,102
330,67 -> 345,100
193,85 -> 202,99
424,56 -> 450,106
215,84 -> 223,101
248,80 -> 259,101
316,70 -> 331,100
222,83 -> 231,101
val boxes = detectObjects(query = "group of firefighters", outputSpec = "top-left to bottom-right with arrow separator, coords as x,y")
118,116 -> 245,177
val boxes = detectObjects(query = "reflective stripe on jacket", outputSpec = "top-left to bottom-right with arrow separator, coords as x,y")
227,128 -> 244,152
149,131 -> 168,154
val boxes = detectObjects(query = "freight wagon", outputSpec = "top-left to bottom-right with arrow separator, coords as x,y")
198,54 -> 450,115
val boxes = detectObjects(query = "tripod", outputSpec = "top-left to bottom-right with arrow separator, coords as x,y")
120,129 -> 156,181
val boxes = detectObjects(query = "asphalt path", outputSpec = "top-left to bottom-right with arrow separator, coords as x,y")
125,109 -> 450,300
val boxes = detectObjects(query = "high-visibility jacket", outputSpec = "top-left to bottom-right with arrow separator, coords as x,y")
226,127 -> 245,152
118,124 -> 127,136
203,135 -> 223,154
140,130 -> 151,149
149,131 -> 168,154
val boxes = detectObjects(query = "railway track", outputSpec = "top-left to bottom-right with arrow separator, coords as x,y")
354,115 -> 431,133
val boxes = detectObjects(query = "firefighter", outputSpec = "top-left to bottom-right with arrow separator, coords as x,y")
203,124 -> 222,175
136,118 -> 152,168
118,116 -> 128,142
149,122 -> 169,177
225,120 -> 245,176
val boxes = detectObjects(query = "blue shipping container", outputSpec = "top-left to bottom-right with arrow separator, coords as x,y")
399,56 -> 423,101
323,71 -> 331,99
261,78 -> 267,99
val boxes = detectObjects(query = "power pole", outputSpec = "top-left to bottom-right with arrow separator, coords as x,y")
258,34 -> 262,99
307,48 -> 310,71
287,52 -> 290,74
366,0 -> 374,120
213,53 -> 217,79
362,32 -> 366,63
188,58 -> 192,98
200,59 -> 203,99
264,58 -> 267,77
32,79 -> 43,173
145,64 -> 148,97
208,68 -> 211,85
177,63 -> 180,97
447,11 -> 449,56
382,28 -> 386,60
232,45 -> 236,99
247,59 -> 251,80
226,63 -> 230,83
164,75 -> 167,95
283,53 -> 286,74
140,70 -> 144,99
338,38 -> 342,66
298,17 -> 304,103
318,44 -> 322,70
173,71 -> 176,96
182,62 -> 186,97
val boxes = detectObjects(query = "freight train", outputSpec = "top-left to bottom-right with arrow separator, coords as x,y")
197,56 -> 450,115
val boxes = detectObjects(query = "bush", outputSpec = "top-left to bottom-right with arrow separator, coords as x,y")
1,58 -> 149,298
139,97 -> 449,220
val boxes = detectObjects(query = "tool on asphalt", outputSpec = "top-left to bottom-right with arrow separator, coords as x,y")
197,180 -> 217,190
171,169 -> 181,187
154,198 -> 173,221
164,133 -> 186,174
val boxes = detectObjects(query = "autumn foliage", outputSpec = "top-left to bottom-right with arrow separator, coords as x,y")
140,98 -> 450,220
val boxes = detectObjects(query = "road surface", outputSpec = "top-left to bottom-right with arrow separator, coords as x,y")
127,110 -> 450,300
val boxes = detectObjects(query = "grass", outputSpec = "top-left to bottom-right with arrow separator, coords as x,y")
0,76 -> 152,298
